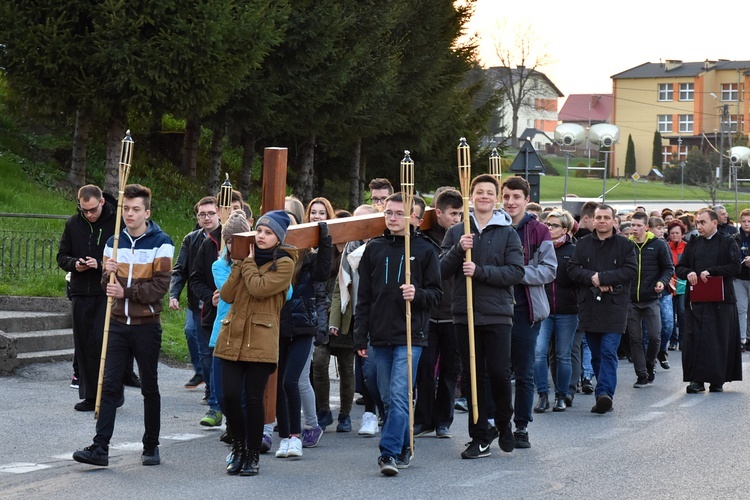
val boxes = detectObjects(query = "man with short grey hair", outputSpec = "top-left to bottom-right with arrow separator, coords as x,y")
713,205 -> 738,235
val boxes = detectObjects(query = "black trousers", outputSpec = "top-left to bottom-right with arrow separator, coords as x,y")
414,321 -> 459,429
71,295 -> 106,401
222,360 -> 275,450
455,323 -> 513,443
94,320 -> 161,451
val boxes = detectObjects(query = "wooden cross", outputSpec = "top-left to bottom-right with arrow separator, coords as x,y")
233,147 -> 436,258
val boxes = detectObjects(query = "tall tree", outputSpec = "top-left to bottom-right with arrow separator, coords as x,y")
625,134 -> 636,176
490,22 -> 554,148
1,0 -> 287,192
652,130 -> 663,169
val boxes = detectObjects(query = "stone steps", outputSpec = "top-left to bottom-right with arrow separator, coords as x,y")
0,296 -> 74,373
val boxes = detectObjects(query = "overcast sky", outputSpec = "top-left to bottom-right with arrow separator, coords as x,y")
466,0 -> 750,99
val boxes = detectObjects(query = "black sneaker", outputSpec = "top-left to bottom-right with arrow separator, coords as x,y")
378,455 -> 398,475
184,373 -> 204,389
657,350 -> 670,370
141,446 -> 160,466
633,376 -> 649,388
581,378 -> 594,394
513,428 -> 530,449
74,399 -> 95,412
395,447 -> 411,469
498,422 -> 515,452
647,370 -> 655,383
461,440 -> 491,459
73,445 -> 109,466
124,372 -> 141,388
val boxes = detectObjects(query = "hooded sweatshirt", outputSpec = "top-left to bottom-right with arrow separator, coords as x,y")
440,209 -> 525,326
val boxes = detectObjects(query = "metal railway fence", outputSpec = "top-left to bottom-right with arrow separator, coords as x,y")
0,213 -> 68,278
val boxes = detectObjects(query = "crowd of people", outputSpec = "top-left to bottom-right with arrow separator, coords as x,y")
59,177 -> 746,476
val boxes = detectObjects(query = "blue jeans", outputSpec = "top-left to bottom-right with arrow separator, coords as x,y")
581,334 -> 594,380
361,345 -> 385,420
373,345 -> 422,458
192,309 -> 211,392
184,308 -> 201,375
659,294 -> 674,352
511,308 -> 541,428
584,332 -> 620,398
534,314 -> 578,397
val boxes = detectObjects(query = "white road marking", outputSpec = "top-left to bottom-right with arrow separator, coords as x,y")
651,392 -> 683,408
679,397 -> 705,407
0,463 -> 51,474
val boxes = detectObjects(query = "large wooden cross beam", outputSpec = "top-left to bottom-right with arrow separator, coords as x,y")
233,147 -> 435,258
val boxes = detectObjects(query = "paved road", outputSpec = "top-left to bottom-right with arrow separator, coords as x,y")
1,354 -> 749,499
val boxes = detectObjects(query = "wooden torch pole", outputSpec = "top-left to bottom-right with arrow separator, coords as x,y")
457,137 -> 479,424
95,130 -> 134,419
400,150 -> 416,456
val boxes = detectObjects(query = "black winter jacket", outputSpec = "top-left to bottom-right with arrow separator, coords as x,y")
423,223 -> 454,321
190,226 -> 221,330
56,193 -> 117,296
280,229 -> 333,340
440,210 -> 525,326
169,224 -> 206,310
568,231 -> 637,334
545,239 -> 578,315
628,232 -> 674,303
353,229 -> 442,350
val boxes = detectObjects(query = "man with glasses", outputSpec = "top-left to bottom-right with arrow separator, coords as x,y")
58,185 -> 117,411
169,196 -> 222,391
368,178 -> 394,213
354,193 -> 442,475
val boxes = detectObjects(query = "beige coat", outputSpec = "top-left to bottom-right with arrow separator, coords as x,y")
214,247 -> 298,364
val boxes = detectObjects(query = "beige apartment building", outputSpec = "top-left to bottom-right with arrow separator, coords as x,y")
611,60 -> 750,177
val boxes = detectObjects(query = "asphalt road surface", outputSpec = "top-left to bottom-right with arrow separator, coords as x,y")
1,353 -> 749,500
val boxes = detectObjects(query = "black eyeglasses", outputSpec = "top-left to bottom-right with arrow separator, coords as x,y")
197,211 -> 217,219
545,222 -> 562,229
372,197 -> 388,204
78,204 -> 100,215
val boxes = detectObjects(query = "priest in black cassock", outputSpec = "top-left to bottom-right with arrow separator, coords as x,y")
676,208 -> 743,393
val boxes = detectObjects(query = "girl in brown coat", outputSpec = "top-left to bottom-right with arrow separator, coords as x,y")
215,210 -> 297,476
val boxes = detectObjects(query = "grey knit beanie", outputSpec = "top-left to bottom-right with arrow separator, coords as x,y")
222,210 -> 251,242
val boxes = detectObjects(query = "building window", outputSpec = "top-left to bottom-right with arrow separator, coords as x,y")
679,114 -> 694,133
721,83 -> 738,101
677,145 -> 688,160
728,115 -> 738,133
662,146 -> 672,165
657,115 -> 673,133
658,83 -> 673,101
679,83 -> 694,101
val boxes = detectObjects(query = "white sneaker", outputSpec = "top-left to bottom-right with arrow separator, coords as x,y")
358,412 -> 379,436
286,436 -> 303,458
275,438 -> 290,458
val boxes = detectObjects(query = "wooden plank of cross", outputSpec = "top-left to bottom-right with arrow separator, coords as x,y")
233,149 -> 435,258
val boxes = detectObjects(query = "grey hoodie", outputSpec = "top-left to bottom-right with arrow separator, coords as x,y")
440,209 -> 525,325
